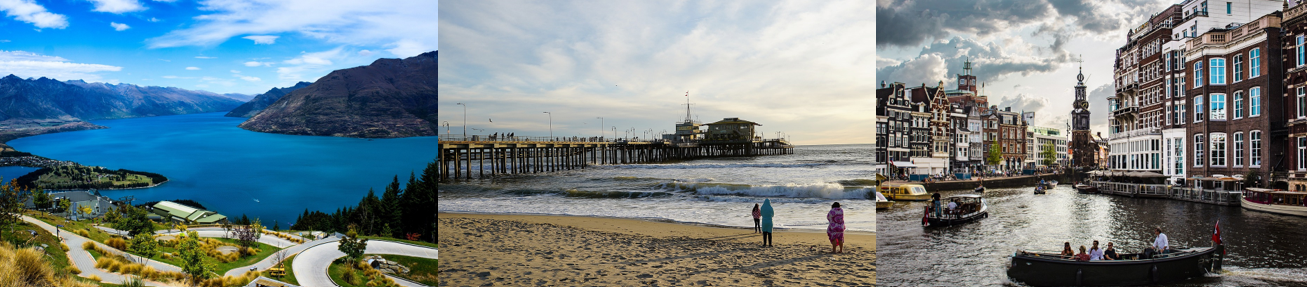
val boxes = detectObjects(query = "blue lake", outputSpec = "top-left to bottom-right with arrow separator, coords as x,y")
9,112 -> 436,225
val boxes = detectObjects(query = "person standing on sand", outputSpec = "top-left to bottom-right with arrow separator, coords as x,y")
827,202 -> 845,253
761,199 -> 774,247
752,203 -> 762,233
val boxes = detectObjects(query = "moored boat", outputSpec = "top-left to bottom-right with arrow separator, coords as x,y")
879,182 -> 931,201
1076,183 -> 1099,194
1241,188 -> 1307,217
875,191 -> 894,210
1006,245 -> 1224,286
923,194 -> 986,227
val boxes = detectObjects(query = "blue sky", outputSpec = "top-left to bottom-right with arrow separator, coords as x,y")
0,0 -> 437,95
439,1 -> 876,145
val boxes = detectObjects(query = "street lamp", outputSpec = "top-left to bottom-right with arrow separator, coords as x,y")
442,121 -> 451,137
543,112 -> 553,139
456,103 -> 467,138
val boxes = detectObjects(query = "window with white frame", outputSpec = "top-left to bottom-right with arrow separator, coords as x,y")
1195,134 -> 1204,167
1210,58 -> 1226,85
1251,130 -> 1262,167
1300,87 -> 1307,119
1210,93 -> 1226,120
1251,48 -> 1261,77
1234,132 -> 1244,167
1234,54 -> 1243,82
1195,62 -> 1204,88
1251,87 -> 1261,116
1234,91 -> 1243,119
1211,133 -> 1226,167
1300,137 -> 1307,171
1299,35 -> 1306,67
1195,95 -> 1204,122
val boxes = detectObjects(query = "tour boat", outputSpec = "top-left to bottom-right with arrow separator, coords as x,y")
922,194 -> 987,227
878,182 -> 931,201
1007,245 -> 1224,286
1034,185 -> 1047,195
1076,183 -> 1099,194
874,191 -> 894,210
1046,180 -> 1058,188
1241,188 -> 1307,217
974,186 -> 986,193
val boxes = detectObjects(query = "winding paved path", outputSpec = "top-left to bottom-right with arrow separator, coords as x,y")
292,239 -> 438,287
22,216 -> 175,286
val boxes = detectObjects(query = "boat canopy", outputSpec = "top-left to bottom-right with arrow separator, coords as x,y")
891,161 -> 917,168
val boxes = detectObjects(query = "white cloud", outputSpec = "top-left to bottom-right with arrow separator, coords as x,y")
358,49 -> 374,57
277,47 -> 345,82
145,0 -> 436,57
147,17 -> 159,22
0,40 -> 9,43
439,1 -> 876,144
242,35 -> 278,45
110,22 -> 130,31
86,0 -> 146,13
195,56 -> 216,59
0,50 -> 122,81
161,75 -> 178,79
237,75 -> 260,82
185,66 -> 200,70
243,61 -> 271,67
230,69 -> 240,73
0,0 -> 69,29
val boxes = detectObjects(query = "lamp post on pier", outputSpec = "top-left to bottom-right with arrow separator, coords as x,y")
543,112 -> 553,139
456,103 -> 467,138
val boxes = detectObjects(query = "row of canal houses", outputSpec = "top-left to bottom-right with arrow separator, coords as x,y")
1105,0 -> 1307,200
874,60 -> 1071,179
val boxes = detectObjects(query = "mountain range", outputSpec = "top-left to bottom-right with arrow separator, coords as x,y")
238,51 -> 437,138
224,81 -> 311,118
0,75 -> 245,142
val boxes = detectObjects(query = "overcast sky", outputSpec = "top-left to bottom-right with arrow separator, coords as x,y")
877,0 -> 1180,137
438,0 -> 876,145
0,0 -> 436,94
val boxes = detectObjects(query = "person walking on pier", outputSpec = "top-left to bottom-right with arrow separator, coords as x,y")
761,199 -> 774,247
827,202 -> 845,254
752,203 -> 762,233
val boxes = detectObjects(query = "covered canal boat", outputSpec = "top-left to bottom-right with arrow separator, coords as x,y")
1242,188 -> 1307,217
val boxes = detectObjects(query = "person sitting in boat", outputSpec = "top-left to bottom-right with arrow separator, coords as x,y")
946,199 -> 959,215
1104,242 -> 1120,260
1089,240 -> 1104,261
1060,242 -> 1074,258
1144,227 -> 1170,258
1074,245 -> 1091,261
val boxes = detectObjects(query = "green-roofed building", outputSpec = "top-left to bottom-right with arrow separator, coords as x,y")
151,201 -> 228,224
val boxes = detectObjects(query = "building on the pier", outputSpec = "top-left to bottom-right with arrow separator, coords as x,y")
1027,125 -> 1069,169
1107,6 -> 1180,176
704,118 -> 761,143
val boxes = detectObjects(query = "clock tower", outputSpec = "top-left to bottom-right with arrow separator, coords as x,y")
1071,65 -> 1096,168
957,58 -> 977,93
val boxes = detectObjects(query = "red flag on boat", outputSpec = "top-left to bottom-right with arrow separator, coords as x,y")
1212,220 -> 1222,245
922,207 -> 929,226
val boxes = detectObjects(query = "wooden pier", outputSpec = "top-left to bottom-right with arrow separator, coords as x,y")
437,136 -> 793,181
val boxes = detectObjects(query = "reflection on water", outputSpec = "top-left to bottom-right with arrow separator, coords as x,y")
877,185 -> 1307,286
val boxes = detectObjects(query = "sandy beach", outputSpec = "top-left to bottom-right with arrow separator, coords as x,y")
438,213 -> 875,286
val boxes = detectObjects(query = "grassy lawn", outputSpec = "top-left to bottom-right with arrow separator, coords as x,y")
1,221 -> 73,273
208,238 -> 282,274
361,236 -> 437,249
327,261 -> 370,287
25,211 -> 113,243
274,253 -> 299,285
376,254 -> 437,286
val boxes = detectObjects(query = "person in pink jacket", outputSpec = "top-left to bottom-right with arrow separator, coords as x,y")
827,202 -> 845,253
752,203 -> 762,233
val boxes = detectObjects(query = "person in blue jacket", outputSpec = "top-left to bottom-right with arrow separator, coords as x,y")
761,198 -> 774,247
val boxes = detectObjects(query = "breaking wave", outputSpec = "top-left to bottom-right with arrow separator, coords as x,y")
665,182 -> 871,199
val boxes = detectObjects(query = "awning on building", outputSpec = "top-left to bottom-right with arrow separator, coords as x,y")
890,161 -> 917,168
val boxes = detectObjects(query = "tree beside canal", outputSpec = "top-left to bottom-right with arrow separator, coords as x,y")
1041,142 -> 1056,166
986,144 -> 1002,167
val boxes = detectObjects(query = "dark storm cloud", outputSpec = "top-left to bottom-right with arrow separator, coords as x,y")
877,0 -> 1164,48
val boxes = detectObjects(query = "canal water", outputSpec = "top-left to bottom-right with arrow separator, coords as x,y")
438,144 -> 878,232
877,185 -> 1307,286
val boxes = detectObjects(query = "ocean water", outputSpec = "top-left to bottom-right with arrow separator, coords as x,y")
437,144 -> 877,232
7,113 -> 437,224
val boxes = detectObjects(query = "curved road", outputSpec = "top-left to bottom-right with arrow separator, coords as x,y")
293,240 -> 439,287
22,216 -> 176,286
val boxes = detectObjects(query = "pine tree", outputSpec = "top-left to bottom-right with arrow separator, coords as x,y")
380,176 -> 402,237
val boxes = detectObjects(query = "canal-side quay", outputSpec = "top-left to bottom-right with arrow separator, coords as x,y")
914,172 -> 1243,206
